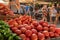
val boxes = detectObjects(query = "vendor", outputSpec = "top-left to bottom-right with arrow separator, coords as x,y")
9,0 -> 20,14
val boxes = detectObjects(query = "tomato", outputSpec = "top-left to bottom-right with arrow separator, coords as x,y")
10,25 -> 14,29
49,32 -> 54,38
37,25 -> 43,31
31,29 -> 37,34
31,34 -> 38,40
17,20 -> 22,25
43,31 -> 49,37
50,24 -> 56,28
39,20 -> 45,25
20,27 -> 27,33
55,28 -> 60,35
0,3 -> 14,15
23,24 -> 28,27
38,32 -> 45,40
40,38 -> 45,40
20,34 -> 26,40
0,3 -> 5,9
26,37 -> 30,40
32,21 -> 39,27
42,22 -> 48,27
49,27 -> 55,32
18,25 -> 24,29
43,27 -> 49,31
13,21 -> 18,27
8,19 -> 14,25
23,20 -> 28,24
25,30 -> 32,37
15,30 -> 21,35
11,27 -> 18,32
54,33 -> 60,37
25,25 -> 31,30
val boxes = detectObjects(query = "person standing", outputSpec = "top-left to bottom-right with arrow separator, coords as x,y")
42,5 -> 48,22
25,4 -> 30,15
9,0 -> 20,14
56,4 -> 60,23
50,6 -> 57,24
29,4 -> 33,17
20,6 -> 25,15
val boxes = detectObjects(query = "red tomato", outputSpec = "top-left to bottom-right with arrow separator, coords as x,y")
20,34 -> 26,40
11,27 -> 18,32
42,22 -> 48,27
32,21 -> 39,27
49,27 -> 55,32
40,38 -> 45,40
37,25 -> 43,31
0,3 -> 5,9
25,25 -> 31,30
38,32 -> 45,40
15,30 -> 21,35
43,27 -> 49,31
54,33 -> 60,37
12,21 -> 18,27
23,20 -> 28,24
0,3 -> 14,15
39,20 -> 45,25
55,28 -> 60,35
31,29 -> 37,34
20,27 -> 27,33
8,19 -> 14,25
10,25 -> 14,29
30,24 -> 35,29
26,37 -> 30,40
18,25 -> 24,29
49,32 -> 54,38
25,30 -> 32,37
23,24 -> 28,27
14,18 -> 19,21
17,20 -> 22,25
31,34 -> 38,40
43,31 -> 49,37
50,24 -> 56,28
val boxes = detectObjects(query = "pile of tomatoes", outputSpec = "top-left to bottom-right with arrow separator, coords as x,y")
8,15 -> 60,40
0,3 -> 14,16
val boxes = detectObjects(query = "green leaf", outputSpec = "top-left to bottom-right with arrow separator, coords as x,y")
8,36 -> 14,40
0,33 -> 4,40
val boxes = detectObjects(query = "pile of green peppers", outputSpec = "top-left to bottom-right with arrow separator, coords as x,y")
0,20 -> 22,40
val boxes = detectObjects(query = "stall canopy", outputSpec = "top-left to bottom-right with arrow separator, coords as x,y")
0,0 -> 9,5
19,0 -> 33,3
35,1 -> 51,4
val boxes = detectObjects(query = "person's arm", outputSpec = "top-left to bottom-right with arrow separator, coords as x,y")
15,0 -> 20,10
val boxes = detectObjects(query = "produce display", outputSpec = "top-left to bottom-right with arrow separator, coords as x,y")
0,20 -> 22,40
0,3 -> 14,16
8,15 -> 60,40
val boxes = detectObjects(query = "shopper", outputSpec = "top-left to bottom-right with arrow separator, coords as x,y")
34,7 -> 40,19
42,5 -> 48,22
20,6 -> 25,15
29,5 -> 34,17
25,4 -> 30,15
9,0 -> 20,14
50,6 -> 57,24
56,4 -> 60,23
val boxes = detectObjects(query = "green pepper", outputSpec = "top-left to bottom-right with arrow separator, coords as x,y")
8,36 -> 14,40
0,33 -> 4,40
0,20 -> 21,40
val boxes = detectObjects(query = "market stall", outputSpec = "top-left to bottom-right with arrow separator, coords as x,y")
0,0 -> 60,40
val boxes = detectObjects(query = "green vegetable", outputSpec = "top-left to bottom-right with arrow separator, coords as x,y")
0,33 -> 4,40
0,20 -> 22,40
